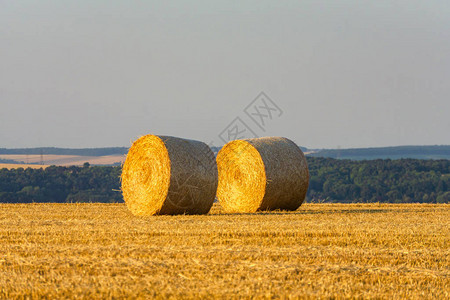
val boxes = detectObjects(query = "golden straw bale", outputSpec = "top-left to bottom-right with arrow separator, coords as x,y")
121,135 -> 217,216
216,137 -> 309,213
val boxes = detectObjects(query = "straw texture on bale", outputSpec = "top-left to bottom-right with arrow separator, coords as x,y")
121,135 -> 218,216
216,137 -> 309,213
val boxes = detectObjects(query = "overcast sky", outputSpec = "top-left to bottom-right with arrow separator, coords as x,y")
1,1 -> 449,149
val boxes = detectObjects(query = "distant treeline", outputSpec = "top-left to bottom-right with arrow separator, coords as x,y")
309,145 -> 450,160
0,164 -> 122,203
0,158 -> 448,204
308,157 -> 449,203
0,158 -> 25,164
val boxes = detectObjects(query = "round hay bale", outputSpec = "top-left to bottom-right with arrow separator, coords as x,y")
216,137 -> 309,213
121,135 -> 218,216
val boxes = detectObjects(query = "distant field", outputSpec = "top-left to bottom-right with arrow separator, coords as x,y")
0,154 -> 125,167
0,203 -> 448,298
1,145 -> 449,163
0,163 -> 50,170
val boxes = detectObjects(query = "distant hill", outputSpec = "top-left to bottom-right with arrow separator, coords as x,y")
1,145 -> 448,161
0,145 -> 306,157
0,147 -> 128,156
308,145 -> 450,160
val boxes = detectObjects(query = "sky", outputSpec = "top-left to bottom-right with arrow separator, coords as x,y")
1,0 -> 449,149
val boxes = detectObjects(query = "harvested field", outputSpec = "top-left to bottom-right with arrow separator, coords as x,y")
0,203 -> 448,299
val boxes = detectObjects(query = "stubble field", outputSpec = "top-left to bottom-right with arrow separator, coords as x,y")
0,203 -> 448,299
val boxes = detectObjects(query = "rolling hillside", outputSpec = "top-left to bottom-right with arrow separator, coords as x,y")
0,145 -> 448,167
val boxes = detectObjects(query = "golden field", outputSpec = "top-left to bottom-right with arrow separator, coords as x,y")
0,203 -> 448,299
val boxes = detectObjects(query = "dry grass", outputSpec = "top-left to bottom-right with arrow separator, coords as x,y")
0,203 -> 448,299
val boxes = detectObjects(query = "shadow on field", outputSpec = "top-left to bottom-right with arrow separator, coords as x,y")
297,208 -> 412,215
210,208 -> 414,216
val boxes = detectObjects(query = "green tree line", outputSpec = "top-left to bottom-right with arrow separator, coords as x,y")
0,163 -> 122,203
308,145 -> 450,160
0,158 -> 448,203
308,158 -> 449,203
